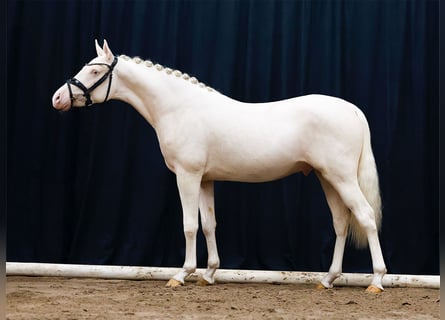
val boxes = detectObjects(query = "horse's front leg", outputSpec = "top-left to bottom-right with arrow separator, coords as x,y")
196,181 -> 220,285
166,171 -> 202,287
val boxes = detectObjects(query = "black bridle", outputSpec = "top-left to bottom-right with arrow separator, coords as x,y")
66,55 -> 118,108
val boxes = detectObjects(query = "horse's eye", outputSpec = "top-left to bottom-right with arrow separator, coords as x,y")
91,69 -> 99,75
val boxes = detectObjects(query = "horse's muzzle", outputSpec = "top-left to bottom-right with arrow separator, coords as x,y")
52,87 -> 71,112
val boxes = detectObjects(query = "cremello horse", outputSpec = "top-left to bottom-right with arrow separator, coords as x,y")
52,40 -> 386,293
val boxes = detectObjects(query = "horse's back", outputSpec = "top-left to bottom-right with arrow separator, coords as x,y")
197,94 -> 365,182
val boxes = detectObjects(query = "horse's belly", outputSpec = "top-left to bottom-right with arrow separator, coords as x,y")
201,114 -> 312,182
202,157 -> 312,183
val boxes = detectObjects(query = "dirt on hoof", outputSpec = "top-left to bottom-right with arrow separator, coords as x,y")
165,278 -> 183,288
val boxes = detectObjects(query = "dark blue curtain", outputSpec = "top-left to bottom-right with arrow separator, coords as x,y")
7,0 -> 439,275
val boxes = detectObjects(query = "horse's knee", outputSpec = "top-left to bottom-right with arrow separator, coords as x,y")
202,224 -> 216,238
184,225 -> 198,239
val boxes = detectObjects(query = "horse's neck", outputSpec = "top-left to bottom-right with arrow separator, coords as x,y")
112,58 -> 216,128
112,59 -> 172,125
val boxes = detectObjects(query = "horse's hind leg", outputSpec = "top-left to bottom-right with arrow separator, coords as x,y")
324,175 -> 387,292
316,173 -> 350,289
197,181 -> 220,285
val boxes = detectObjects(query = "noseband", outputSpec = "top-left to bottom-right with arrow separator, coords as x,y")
66,55 -> 118,108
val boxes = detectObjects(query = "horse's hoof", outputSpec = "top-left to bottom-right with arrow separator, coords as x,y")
366,285 -> 383,293
166,278 -> 183,288
196,278 -> 212,286
316,282 -> 328,290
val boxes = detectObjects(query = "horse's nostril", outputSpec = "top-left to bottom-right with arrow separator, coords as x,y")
52,91 -> 63,108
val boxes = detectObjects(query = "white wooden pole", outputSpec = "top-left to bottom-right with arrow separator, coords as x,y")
6,262 -> 439,289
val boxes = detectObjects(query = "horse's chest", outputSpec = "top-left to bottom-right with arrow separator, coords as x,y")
157,131 -> 208,173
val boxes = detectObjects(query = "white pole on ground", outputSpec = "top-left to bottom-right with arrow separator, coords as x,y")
6,262 -> 439,289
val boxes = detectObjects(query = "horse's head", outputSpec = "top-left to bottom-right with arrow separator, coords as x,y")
52,40 -> 118,111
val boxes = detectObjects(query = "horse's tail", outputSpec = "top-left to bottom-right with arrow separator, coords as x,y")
348,110 -> 382,248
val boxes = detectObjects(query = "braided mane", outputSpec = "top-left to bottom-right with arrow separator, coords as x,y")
119,55 -> 214,92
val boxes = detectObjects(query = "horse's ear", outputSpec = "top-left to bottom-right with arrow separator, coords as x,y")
103,39 -> 114,60
95,39 -> 105,56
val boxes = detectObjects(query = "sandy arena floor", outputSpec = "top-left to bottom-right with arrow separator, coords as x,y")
6,276 -> 440,320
